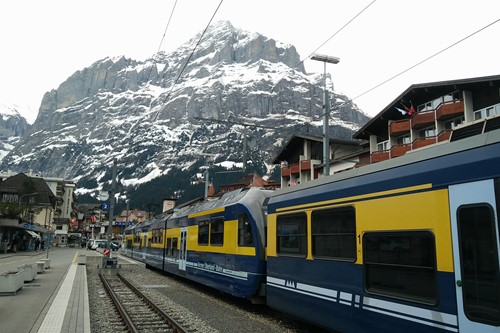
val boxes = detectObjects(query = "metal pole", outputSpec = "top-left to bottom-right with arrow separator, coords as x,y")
107,159 -> 117,258
204,170 -> 209,200
323,61 -> 330,176
243,126 -> 247,172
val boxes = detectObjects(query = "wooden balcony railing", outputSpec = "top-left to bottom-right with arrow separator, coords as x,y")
300,160 -> 312,171
390,144 -> 411,158
370,151 -> 390,163
389,119 -> 410,137
436,100 -> 464,120
412,136 -> 437,149
437,129 -> 452,142
411,110 -> 435,129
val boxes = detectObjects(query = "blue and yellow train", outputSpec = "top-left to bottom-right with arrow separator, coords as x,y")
123,128 -> 500,333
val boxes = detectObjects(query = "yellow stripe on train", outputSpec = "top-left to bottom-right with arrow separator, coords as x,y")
268,188 -> 453,273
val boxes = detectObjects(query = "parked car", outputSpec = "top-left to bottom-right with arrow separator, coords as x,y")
90,240 -> 105,250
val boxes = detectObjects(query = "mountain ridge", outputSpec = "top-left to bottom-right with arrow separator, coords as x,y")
0,20 -> 370,204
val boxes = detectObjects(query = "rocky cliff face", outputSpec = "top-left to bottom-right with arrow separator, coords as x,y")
0,21 -> 370,198
0,103 -> 30,161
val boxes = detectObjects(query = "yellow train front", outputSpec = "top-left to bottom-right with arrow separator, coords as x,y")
129,187 -> 273,301
266,128 -> 500,333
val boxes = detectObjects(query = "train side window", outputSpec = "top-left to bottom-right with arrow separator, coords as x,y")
198,220 -> 209,245
363,231 -> 437,304
172,237 -> 178,257
238,214 -> 254,247
166,238 -> 172,256
277,213 -> 307,257
210,217 -> 224,246
311,206 -> 356,261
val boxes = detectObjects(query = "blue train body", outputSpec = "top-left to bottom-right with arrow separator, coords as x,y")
123,129 -> 500,332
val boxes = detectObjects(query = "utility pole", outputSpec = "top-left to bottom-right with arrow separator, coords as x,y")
311,53 -> 340,176
107,158 -> 117,259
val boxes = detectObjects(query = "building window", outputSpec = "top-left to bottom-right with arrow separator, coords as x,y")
311,206 -> 356,261
444,116 -> 464,129
277,213 -> 307,257
474,105 -> 499,120
396,135 -> 411,145
419,126 -> 436,138
377,141 -> 389,151
364,231 -> 437,304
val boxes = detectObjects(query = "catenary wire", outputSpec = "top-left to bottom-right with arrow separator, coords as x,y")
145,0 -> 178,82
351,17 -> 500,102
270,0 -> 377,93
153,0 -> 224,121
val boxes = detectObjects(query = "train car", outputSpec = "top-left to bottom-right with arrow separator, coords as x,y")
160,187 -> 273,301
122,223 -> 135,257
143,211 -> 172,269
266,128 -> 500,333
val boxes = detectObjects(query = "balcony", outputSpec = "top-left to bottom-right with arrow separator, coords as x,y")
390,144 -> 411,158
300,160 -> 312,171
436,100 -> 464,121
412,136 -> 437,149
370,151 -> 390,163
437,129 -> 452,142
281,167 -> 290,177
389,119 -> 410,137
411,110 -> 435,129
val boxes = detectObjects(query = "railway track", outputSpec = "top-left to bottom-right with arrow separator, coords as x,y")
99,272 -> 189,333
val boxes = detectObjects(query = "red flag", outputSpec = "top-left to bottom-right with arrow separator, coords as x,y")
403,102 -> 416,116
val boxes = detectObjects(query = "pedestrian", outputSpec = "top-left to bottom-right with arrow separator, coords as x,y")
35,238 -> 40,251
87,240 -> 92,250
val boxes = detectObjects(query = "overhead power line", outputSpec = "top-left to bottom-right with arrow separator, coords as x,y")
153,0 -> 224,122
352,17 -> 500,102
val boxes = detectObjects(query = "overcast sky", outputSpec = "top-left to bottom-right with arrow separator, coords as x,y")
1,0 -> 499,124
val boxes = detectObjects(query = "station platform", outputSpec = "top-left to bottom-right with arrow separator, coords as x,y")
0,247 -> 126,333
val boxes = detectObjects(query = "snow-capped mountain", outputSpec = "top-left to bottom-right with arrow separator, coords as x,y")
0,21 -> 370,203
0,103 -> 30,161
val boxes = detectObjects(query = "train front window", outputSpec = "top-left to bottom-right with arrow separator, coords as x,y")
363,231 -> 437,304
457,205 -> 500,325
238,213 -> 254,247
277,213 -> 307,257
311,206 -> 356,261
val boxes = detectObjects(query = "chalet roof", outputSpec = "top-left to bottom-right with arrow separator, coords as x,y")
0,173 -> 57,206
272,133 -> 363,164
353,74 -> 500,140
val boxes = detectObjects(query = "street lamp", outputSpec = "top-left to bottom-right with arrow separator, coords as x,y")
311,53 -> 340,176
18,192 -> 38,207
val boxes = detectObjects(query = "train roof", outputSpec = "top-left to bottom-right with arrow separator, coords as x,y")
171,187 -> 273,219
272,125 -> 500,200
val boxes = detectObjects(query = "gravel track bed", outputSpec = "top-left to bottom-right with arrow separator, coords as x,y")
87,262 -> 329,333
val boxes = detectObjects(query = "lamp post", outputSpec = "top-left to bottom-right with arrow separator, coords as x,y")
18,192 -> 38,221
311,53 -> 339,176
18,192 -> 38,207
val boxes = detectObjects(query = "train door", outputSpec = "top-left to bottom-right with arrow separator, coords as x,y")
178,227 -> 187,272
449,179 -> 500,332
